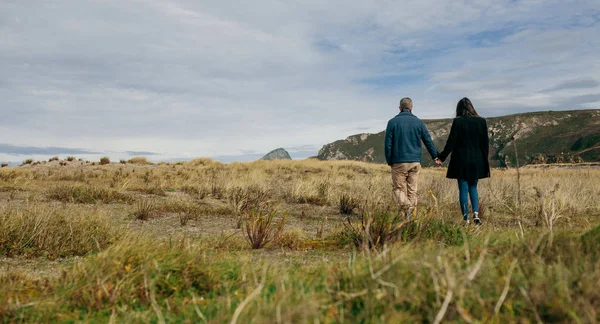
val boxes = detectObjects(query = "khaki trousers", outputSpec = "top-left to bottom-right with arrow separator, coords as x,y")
391,162 -> 421,207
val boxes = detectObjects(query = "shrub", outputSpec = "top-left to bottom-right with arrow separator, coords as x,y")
132,199 -> 156,220
0,163 -> 7,168
338,193 -> 358,215
244,209 -> 285,249
178,204 -> 201,226
189,158 -> 216,166
228,186 -> 272,228
22,159 -> 34,165
273,227 -> 307,250
342,206 -> 407,250
0,205 -> 119,258
59,161 -> 68,166
228,186 -> 271,215
99,157 -> 110,165
181,185 -> 209,199
127,157 -> 152,165
49,156 -> 59,162
119,159 -> 127,164
47,185 -> 133,204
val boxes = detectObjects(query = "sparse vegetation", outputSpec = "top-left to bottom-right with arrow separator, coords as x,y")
273,227 -> 307,249
127,156 -> 152,164
132,199 -> 156,220
244,209 -> 285,249
338,193 -> 358,215
0,159 -> 599,322
342,205 -> 408,249
0,205 -> 119,257
47,185 -> 133,204
180,185 -> 208,199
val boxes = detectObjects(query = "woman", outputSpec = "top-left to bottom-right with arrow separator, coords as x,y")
435,98 -> 490,225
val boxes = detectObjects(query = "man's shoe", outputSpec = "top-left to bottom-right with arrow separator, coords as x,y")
463,219 -> 470,226
473,215 -> 482,225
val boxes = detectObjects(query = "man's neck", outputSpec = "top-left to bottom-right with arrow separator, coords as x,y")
400,109 -> 412,113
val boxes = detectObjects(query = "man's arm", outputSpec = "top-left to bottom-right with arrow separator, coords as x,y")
384,121 -> 394,165
421,122 -> 439,160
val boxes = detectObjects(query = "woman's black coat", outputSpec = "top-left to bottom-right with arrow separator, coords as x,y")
438,117 -> 491,181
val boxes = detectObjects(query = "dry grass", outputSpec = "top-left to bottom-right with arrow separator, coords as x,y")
244,209 -> 285,249
0,204 -> 120,258
127,156 -> 152,165
47,185 -> 133,204
0,159 -> 599,322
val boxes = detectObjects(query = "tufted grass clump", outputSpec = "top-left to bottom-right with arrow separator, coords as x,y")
127,156 -> 152,165
338,193 -> 358,215
272,227 -> 307,250
47,185 -> 133,204
244,209 -> 285,249
0,205 -> 120,258
342,207 -> 406,250
132,199 -> 156,221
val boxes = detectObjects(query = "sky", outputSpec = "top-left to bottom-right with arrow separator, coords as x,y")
1,0 -> 599,163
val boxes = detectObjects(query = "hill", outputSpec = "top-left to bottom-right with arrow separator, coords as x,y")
315,109 -> 600,167
261,148 -> 292,160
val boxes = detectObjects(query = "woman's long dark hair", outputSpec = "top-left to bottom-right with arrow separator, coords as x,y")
456,97 -> 481,118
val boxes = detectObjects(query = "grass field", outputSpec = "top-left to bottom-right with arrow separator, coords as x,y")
1,158 -> 599,323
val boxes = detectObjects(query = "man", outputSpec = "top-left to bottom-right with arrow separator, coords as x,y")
384,97 -> 439,216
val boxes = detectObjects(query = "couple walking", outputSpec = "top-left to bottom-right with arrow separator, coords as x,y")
384,97 -> 490,225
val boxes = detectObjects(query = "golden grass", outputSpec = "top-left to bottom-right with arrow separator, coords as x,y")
0,204 -> 120,258
127,156 -> 152,165
0,159 -> 599,322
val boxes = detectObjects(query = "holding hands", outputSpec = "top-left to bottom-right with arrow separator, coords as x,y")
434,157 -> 443,166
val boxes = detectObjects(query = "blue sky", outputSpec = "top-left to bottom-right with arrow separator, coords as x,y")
1,0 -> 599,163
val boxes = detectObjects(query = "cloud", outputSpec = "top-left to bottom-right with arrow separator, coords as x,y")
122,151 -> 160,156
540,78 -> 600,93
0,0 -> 599,162
0,144 -> 99,156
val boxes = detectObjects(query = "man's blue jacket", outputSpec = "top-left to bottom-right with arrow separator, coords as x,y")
384,111 -> 439,165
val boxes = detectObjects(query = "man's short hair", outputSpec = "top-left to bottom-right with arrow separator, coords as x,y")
400,97 -> 413,110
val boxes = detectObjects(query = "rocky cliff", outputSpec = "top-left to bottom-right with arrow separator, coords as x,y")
315,109 -> 600,167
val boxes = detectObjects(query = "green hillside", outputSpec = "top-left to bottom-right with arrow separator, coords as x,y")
315,109 -> 600,167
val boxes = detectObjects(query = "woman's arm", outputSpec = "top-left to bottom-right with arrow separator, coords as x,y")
482,119 -> 489,160
438,118 -> 458,162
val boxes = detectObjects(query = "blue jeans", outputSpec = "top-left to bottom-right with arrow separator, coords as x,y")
458,179 -> 479,220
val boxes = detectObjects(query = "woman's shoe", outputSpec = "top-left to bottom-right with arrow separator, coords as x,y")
473,213 -> 482,225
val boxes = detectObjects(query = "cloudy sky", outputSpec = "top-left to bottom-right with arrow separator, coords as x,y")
1,0 -> 599,163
